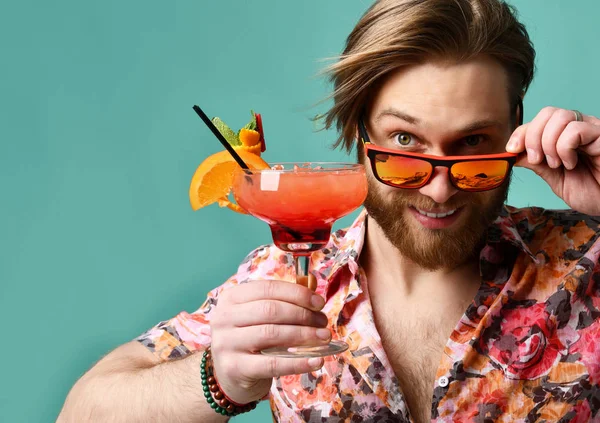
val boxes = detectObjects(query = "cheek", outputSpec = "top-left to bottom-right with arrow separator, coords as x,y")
366,174 -> 403,202
365,175 -> 403,211
469,191 -> 492,207
463,188 -> 507,218
365,164 -> 384,194
481,183 -> 509,206
366,175 -> 386,202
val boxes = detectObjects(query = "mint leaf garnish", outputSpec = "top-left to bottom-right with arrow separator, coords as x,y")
212,117 -> 240,146
242,110 -> 257,131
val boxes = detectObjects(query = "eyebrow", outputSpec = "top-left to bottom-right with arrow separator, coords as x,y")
375,108 -> 420,125
374,107 -> 505,134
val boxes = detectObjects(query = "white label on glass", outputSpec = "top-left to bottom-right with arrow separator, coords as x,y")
260,171 -> 281,191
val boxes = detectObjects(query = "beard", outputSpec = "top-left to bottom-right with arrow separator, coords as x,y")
364,172 -> 510,271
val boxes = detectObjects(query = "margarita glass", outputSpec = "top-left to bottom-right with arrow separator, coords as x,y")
232,162 -> 368,357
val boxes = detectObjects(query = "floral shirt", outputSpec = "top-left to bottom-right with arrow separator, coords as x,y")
137,206 -> 600,422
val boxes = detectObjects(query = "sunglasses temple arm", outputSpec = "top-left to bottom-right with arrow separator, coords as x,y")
517,97 -> 524,126
358,120 -> 371,145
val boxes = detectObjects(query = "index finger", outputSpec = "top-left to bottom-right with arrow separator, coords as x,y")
226,279 -> 325,311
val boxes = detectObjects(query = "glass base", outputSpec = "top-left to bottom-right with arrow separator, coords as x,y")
277,242 -> 326,255
260,340 -> 349,358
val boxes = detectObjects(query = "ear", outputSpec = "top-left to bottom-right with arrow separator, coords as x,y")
516,95 -> 524,127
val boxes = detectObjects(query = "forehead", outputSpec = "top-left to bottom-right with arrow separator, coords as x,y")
368,56 -> 511,127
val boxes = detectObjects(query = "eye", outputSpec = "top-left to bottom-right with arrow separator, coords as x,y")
394,133 -> 414,146
464,135 -> 483,147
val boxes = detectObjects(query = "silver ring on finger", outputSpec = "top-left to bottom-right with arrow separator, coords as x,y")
572,109 -> 583,122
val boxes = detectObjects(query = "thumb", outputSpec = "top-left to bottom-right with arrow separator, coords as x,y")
514,152 -> 546,174
514,152 -> 563,191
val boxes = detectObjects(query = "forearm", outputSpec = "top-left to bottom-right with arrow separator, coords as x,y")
58,344 -> 228,423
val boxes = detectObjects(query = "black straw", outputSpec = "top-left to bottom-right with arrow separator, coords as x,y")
192,105 -> 250,170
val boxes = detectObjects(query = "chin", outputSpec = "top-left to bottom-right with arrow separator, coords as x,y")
367,196 -> 500,271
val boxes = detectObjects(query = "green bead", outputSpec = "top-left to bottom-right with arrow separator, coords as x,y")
201,374 -> 207,381
210,402 -> 218,409
220,408 -> 228,416
204,391 -> 211,398
208,397 -> 214,404
215,406 -> 222,413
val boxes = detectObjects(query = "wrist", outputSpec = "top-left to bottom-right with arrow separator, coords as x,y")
201,347 -> 258,417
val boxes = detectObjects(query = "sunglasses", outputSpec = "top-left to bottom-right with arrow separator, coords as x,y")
357,103 -> 521,192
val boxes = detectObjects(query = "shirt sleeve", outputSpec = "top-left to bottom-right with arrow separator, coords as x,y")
134,275 -> 237,361
135,245 -> 287,361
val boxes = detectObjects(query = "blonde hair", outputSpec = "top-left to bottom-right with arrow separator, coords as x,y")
321,0 -> 535,152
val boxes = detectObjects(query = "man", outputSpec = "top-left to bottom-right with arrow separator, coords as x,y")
59,0 -> 600,421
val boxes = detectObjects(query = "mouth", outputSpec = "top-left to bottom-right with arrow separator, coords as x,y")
409,206 -> 463,229
414,207 -> 457,218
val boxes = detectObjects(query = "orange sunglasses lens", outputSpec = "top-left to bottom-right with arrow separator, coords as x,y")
450,160 -> 509,191
373,154 -> 432,188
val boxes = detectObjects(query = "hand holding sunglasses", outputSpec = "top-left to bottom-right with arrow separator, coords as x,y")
506,107 -> 600,216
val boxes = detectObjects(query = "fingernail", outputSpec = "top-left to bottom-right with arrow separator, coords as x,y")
308,357 -> 322,368
506,138 -> 516,151
316,313 -> 328,327
311,295 -> 325,310
316,328 -> 331,340
546,155 -> 558,168
564,160 -> 575,170
527,148 -> 539,163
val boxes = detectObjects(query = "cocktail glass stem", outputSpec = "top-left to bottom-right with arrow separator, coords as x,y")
295,255 -> 309,283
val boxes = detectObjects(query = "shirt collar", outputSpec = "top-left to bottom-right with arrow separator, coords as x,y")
311,209 -> 367,301
486,205 -> 538,263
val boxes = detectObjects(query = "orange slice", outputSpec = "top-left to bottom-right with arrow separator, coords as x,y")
239,128 -> 261,147
189,149 -> 270,213
238,143 -> 261,156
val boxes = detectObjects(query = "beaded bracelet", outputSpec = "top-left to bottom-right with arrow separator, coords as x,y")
201,346 -> 258,417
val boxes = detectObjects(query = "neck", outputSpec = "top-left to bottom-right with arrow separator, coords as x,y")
360,216 -> 481,302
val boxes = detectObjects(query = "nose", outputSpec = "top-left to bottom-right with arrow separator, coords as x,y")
418,166 -> 459,204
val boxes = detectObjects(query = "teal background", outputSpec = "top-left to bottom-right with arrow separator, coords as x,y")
1,1 -> 599,421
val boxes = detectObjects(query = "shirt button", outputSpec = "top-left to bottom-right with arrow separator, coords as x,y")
477,305 -> 488,316
438,376 -> 449,388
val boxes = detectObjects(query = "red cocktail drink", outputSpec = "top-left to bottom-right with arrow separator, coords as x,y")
233,163 -> 367,255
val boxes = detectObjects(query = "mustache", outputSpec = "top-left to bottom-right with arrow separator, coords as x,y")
368,189 -> 471,211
